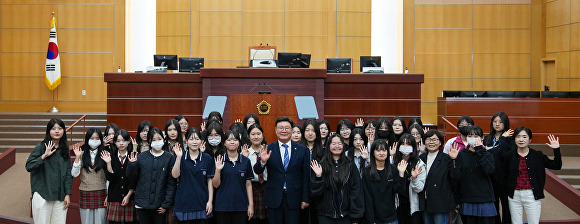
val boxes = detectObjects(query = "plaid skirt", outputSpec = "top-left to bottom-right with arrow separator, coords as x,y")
79,190 -> 106,209
107,201 -> 136,222
252,181 -> 267,219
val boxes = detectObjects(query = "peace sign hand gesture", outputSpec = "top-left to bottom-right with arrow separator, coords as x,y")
310,160 -> 322,177
546,134 -> 560,149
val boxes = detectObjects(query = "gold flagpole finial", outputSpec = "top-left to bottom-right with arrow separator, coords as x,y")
52,12 -> 55,16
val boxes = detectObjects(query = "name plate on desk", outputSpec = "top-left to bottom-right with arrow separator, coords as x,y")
250,60 -> 277,68
362,67 -> 384,73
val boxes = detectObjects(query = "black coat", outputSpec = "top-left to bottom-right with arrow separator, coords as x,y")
311,162 -> 364,220
450,145 -> 495,203
105,150 -> 136,202
419,151 -> 455,213
504,147 -> 562,200
127,151 -> 177,209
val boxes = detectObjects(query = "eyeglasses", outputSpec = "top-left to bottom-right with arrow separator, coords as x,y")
277,127 -> 291,131
425,138 -> 439,143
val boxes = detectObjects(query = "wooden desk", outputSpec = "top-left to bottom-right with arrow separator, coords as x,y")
105,70 -> 424,135
438,97 -> 580,143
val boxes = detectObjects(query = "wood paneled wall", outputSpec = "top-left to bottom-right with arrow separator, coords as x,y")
156,0 -> 371,72
404,0 -> 544,125
545,0 -> 580,92
0,0 -> 125,112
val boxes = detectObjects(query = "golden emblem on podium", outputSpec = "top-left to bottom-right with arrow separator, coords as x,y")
256,100 -> 271,115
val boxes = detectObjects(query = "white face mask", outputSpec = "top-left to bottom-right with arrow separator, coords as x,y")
208,136 -> 221,146
466,137 -> 478,147
88,140 -> 101,149
151,140 -> 164,151
399,145 -> 413,156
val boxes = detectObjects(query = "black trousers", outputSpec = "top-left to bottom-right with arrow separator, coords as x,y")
461,215 -> 495,224
137,209 -> 167,224
215,211 -> 247,224
267,192 -> 300,224
396,205 -> 423,224
317,215 -> 351,224
494,190 -> 511,224
299,204 -> 319,224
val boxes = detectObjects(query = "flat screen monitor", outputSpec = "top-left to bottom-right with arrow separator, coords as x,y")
569,91 -> 580,98
179,57 -> 204,72
443,91 -> 461,97
278,52 -> 302,68
541,91 -> 569,98
514,91 -> 540,98
459,91 -> 487,97
486,91 -> 515,98
154,54 -> 178,70
327,58 -> 351,73
300,54 -> 311,68
360,56 -> 381,72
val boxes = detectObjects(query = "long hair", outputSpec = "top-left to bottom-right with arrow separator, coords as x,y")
408,117 -> 423,129
243,113 -> 260,129
230,122 -> 250,147
321,134 -> 351,192
347,128 -> 367,161
409,124 -> 424,144
104,123 -> 120,137
367,139 -> 391,181
163,119 -> 184,152
317,120 -> 330,144
42,118 -> 69,159
392,133 -> 420,175
299,119 -> 323,161
81,128 -> 106,172
147,127 -> 164,144
204,122 -> 225,158
484,112 -> 510,146
375,117 -> 395,146
208,111 -> 223,124
391,116 -> 408,142
136,120 -> 152,153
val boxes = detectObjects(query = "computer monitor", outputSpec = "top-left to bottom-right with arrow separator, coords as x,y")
154,55 -> 178,70
179,57 -> 204,72
300,54 -> 311,68
514,91 -> 540,98
278,52 -> 302,68
327,58 -> 351,73
443,91 -> 461,97
541,91 -> 569,98
486,91 -> 515,98
360,56 -> 381,72
459,91 -> 487,97
569,91 -> 580,98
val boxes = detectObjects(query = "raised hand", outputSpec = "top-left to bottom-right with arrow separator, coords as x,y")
502,129 -> 514,138
174,144 -> 183,157
359,145 -> 369,161
215,155 -> 225,171
200,140 -> 206,152
72,144 -> 83,158
474,137 -> 483,147
411,166 -> 423,179
103,136 -> 112,146
200,121 -> 207,132
368,132 -> 375,143
418,141 -> 426,153
241,144 -> 250,157
423,127 -> 430,134
259,147 -> 272,163
128,151 -> 138,163
397,159 -> 408,177
130,136 -> 137,145
43,141 -> 57,159
546,134 -> 560,149
355,118 -> 364,127
310,160 -> 323,177
449,143 -> 459,159
389,142 -> 398,156
234,119 -> 242,123
100,151 -> 112,163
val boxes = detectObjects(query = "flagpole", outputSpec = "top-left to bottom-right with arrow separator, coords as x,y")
48,88 -> 59,113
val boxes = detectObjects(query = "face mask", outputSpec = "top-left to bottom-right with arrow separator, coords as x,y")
376,130 -> 390,139
399,146 -> 413,155
466,137 -> 478,147
151,140 -> 164,151
459,126 -> 470,136
208,136 -> 221,146
88,140 -> 101,149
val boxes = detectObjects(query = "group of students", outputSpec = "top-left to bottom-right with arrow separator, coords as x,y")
26,111 -> 562,224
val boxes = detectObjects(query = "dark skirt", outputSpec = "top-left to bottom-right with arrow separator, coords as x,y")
80,189 -> 106,209
251,181 -> 267,220
107,201 -> 136,222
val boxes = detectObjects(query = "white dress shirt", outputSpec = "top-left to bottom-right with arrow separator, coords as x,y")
71,149 -> 98,177
248,147 -> 267,182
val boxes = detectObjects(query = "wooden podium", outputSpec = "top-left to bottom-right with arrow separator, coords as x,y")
230,94 -> 297,143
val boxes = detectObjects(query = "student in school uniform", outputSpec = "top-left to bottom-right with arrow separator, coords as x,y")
172,128 -> 215,224
106,129 -> 137,224
127,127 -> 177,224
136,120 -> 153,152
392,133 -> 426,224
317,120 -> 331,147
205,121 -> 226,159
212,130 -> 254,224
164,119 -> 184,154
298,119 -> 323,224
103,123 -> 120,152
244,124 -> 268,224
243,113 -> 260,130
26,118 -> 73,224
71,127 -> 111,224
176,115 -> 189,142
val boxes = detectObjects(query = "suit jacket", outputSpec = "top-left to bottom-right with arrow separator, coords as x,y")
419,151 -> 455,213
254,141 -> 311,209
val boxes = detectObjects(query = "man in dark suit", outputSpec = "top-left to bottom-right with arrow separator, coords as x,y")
254,116 -> 310,224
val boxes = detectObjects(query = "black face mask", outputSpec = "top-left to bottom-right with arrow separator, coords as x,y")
459,126 -> 470,136
376,130 -> 390,139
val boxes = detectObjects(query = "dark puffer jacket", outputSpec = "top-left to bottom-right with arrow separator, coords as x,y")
127,151 -> 176,209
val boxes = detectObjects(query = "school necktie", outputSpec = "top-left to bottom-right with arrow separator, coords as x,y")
120,155 -> 126,165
